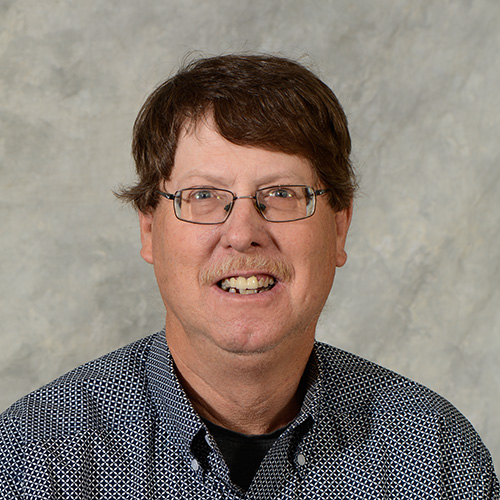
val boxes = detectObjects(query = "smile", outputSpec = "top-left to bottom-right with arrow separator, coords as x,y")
218,275 -> 276,294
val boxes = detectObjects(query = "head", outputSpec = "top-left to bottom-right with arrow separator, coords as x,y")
117,53 -> 357,213
121,53 -> 357,363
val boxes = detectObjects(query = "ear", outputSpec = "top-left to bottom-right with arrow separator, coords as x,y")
138,210 -> 154,264
335,202 -> 353,268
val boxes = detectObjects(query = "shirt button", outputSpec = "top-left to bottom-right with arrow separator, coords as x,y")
191,458 -> 199,471
205,434 -> 211,445
297,453 -> 306,466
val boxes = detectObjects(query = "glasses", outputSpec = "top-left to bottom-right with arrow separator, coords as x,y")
156,185 -> 330,224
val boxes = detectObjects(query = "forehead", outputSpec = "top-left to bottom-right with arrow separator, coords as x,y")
170,118 -> 317,188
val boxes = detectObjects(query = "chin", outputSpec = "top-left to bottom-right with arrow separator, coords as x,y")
209,324 -> 301,358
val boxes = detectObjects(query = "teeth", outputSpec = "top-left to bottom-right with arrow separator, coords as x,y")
220,275 -> 275,294
236,276 -> 247,289
247,276 -> 258,289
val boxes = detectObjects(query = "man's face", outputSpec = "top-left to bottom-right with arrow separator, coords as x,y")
139,118 -> 351,358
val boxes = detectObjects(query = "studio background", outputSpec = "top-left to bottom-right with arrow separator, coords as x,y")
1,0 -> 499,472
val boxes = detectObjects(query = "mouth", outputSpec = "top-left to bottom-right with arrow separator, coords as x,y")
217,274 -> 276,295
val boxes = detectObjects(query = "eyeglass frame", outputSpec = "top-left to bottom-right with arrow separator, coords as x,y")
155,185 -> 330,225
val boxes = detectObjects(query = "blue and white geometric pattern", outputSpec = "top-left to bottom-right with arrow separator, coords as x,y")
1,331 -> 498,499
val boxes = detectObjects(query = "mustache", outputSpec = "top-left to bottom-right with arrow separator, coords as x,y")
200,255 -> 293,285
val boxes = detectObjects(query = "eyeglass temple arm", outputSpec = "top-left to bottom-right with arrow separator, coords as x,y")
314,188 -> 330,196
157,190 -> 175,200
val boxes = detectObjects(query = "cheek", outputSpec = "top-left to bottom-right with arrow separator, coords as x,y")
293,224 -> 338,296
299,220 -> 337,267
194,225 -> 222,248
152,224 -> 220,282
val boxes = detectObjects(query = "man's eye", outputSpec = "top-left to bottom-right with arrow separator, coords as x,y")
191,190 -> 215,200
268,188 -> 294,198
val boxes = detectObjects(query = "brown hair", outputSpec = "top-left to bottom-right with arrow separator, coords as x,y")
117,54 -> 357,212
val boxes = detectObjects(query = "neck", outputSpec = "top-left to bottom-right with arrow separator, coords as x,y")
167,332 -> 314,435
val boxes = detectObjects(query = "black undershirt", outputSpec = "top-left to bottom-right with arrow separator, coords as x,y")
203,419 -> 287,491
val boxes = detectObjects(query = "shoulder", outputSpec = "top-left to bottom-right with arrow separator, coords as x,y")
314,340 -> 476,431
0,333 -> 158,443
301,342 -> 500,497
0,333 -> 164,494
315,341 -> 452,413
313,342 -> 498,492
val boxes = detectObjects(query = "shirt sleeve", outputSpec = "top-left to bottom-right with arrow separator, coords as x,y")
0,411 -> 25,499
438,407 -> 500,499
489,474 -> 500,499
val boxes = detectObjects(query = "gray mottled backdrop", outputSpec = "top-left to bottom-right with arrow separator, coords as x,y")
1,0 -> 499,471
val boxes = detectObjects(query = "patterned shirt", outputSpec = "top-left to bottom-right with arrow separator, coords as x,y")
0,330 -> 498,499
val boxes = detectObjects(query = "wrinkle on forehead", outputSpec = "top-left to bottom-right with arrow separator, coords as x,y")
174,112 -> 320,190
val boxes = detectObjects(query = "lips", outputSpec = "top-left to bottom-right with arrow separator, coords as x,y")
218,275 -> 276,294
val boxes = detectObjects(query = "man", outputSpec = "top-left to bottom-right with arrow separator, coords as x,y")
0,54 -> 498,498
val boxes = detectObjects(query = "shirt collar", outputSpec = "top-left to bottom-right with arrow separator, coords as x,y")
145,330 -> 204,453
145,330 -> 323,451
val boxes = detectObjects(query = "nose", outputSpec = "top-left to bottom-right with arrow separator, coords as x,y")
220,196 -> 269,252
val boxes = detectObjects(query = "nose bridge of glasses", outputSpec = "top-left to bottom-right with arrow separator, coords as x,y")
233,194 -> 258,202
229,194 -> 262,215
219,193 -> 266,223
